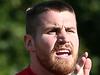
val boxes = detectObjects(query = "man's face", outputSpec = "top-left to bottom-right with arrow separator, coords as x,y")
34,10 -> 79,74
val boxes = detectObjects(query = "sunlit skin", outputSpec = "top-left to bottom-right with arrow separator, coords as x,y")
24,10 -> 92,75
35,10 -> 78,75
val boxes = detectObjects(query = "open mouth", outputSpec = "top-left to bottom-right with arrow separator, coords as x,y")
55,48 -> 72,59
56,50 -> 71,55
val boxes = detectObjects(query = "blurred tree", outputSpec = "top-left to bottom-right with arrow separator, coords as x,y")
0,0 -> 100,75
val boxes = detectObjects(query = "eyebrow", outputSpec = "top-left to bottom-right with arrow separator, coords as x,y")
43,25 -> 76,32
43,26 -> 60,31
65,27 -> 76,30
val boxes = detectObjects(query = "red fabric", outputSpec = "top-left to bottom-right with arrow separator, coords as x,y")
16,67 -> 36,75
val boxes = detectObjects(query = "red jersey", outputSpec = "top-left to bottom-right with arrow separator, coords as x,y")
16,67 -> 36,75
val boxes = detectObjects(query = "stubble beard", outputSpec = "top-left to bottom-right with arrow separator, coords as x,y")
37,50 -> 78,75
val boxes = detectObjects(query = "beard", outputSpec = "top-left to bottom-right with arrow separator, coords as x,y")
36,49 -> 78,75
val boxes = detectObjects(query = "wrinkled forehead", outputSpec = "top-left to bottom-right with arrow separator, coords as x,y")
36,10 -> 77,28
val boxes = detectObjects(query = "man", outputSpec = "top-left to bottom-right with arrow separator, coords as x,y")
16,1 -> 92,75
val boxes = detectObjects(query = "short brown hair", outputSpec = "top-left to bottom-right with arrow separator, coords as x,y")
26,0 -> 74,37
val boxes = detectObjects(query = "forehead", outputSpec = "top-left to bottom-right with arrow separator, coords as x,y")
36,10 -> 76,28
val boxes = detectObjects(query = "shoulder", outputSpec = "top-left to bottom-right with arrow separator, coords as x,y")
16,67 -> 36,75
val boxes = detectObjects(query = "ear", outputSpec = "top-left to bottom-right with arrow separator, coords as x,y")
24,34 -> 36,52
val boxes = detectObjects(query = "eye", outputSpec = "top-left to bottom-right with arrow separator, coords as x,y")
47,28 -> 60,35
68,30 -> 75,33
65,28 -> 75,33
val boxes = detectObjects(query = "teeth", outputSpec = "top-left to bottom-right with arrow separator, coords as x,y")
56,50 -> 70,55
58,50 -> 69,53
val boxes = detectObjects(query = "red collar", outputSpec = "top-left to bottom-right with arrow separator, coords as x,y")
16,67 -> 37,75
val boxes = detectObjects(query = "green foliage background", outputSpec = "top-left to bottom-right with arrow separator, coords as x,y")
0,0 -> 100,75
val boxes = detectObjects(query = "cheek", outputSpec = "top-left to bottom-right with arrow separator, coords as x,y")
38,34 -> 57,51
71,35 -> 79,51
70,35 -> 79,58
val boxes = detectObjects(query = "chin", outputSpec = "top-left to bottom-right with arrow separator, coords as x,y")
53,60 -> 75,74
47,53 -> 77,75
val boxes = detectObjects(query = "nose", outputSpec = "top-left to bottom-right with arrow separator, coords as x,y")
57,29 -> 69,45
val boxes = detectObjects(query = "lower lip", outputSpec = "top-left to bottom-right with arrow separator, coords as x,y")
55,53 -> 72,59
